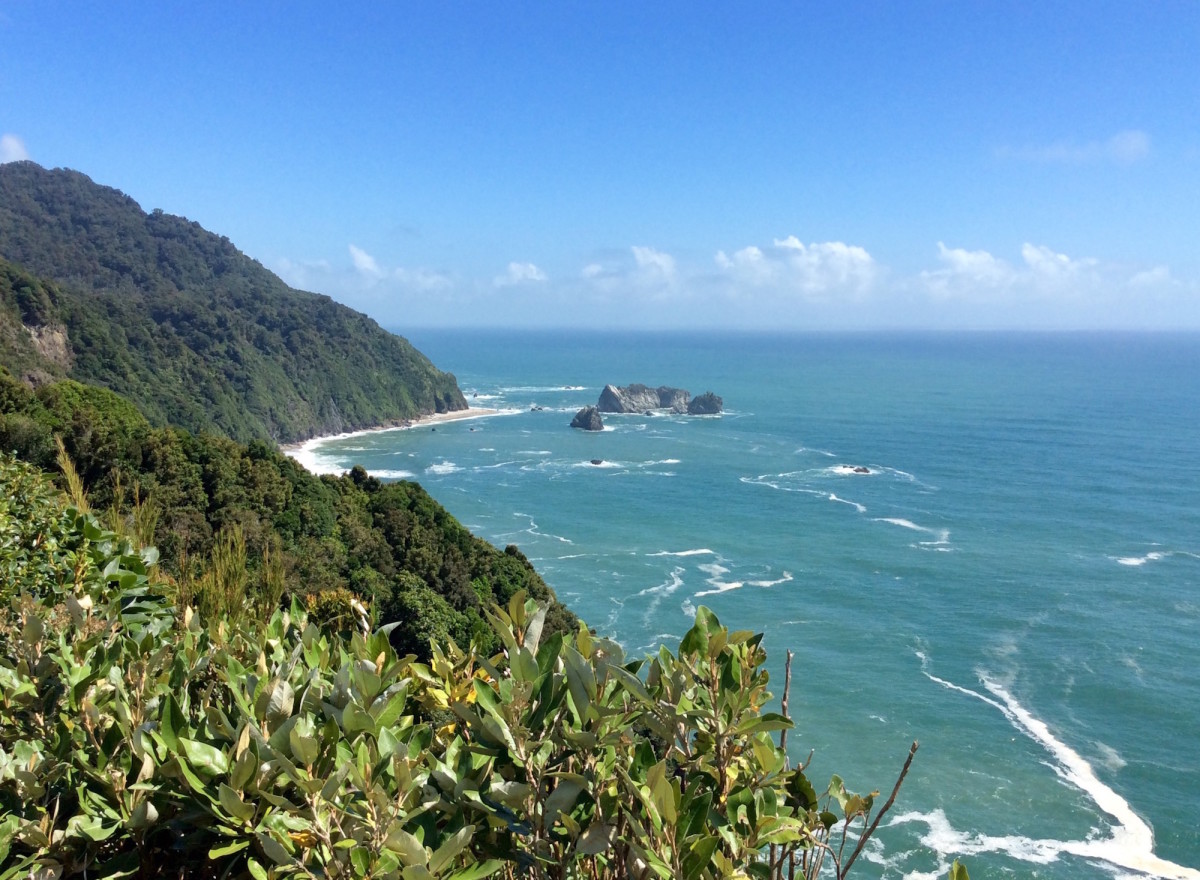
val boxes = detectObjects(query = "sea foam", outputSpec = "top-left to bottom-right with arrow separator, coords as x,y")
914,662 -> 1200,879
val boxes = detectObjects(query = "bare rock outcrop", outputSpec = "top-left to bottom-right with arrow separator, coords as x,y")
571,406 -> 605,431
687,391 -> 723,415
597,384 -> 690,414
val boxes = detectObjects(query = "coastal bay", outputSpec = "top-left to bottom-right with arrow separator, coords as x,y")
304,329 -> 1200,880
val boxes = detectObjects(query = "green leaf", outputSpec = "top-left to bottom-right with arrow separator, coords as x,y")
289,729 -> 319,767
247,857 -> 270,880
179,738 -> 230,777
681,835 -> 719,880
256,830 -> 294,866
342,702 -> 375,736
786,767 -> 818,812
510,645 -> 539,683
209,839 -> 250,858
948,860 -> 971,880
544,776 -> 586,828
219,784 -> 257,822
429,825 -> 473,874
445,861 -> 505,880
562,645 -> 596,720
264,677 -> 295,726
384,825 -> 427,865
158,691 -> 186,749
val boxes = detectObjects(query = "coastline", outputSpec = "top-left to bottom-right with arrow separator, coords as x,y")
280,407 -> 502,474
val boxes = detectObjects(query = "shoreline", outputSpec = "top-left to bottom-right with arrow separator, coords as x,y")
280,406 -> 503,474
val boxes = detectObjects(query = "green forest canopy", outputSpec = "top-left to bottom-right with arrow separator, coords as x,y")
0,162 -> 465,445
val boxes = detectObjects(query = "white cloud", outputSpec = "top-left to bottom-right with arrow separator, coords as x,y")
715,236 -> 877,298
925,242 -> 1012,292
1128,266 -> 1174,288
1000,129 -> 1151,165
916,241 -> 1177,321
1020,243 -> 1098,283
631,245 -> 677,285
0,133 -> 29,164
348,244 -> 382,279
394,266 -> 453,292
494,261 -> 548,287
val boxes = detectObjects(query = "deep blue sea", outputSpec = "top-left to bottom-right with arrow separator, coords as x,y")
296,330 -> 1200,880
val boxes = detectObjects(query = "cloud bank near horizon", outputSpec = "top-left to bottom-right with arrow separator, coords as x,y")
273,236 -> 1195,332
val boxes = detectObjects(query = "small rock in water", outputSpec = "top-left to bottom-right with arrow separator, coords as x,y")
571,406 -> 605,431
590,459 -> 604,466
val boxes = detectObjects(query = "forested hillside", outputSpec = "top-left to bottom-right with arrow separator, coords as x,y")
0,365 -> 575,658
0,161 -> 465,444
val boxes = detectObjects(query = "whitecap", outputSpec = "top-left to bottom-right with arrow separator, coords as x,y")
426,461 -> 461,475
1115,551 -> 1167,567
876,517 -> 952,550
508,512 -> 574,545
636,569 -> 685,618
366,469 -> 415,480
831,464 -> 874,476
694,563 -> 793,598
829,493 -> 867,513
648,549 -> 715,558
915,659 -> 1200,879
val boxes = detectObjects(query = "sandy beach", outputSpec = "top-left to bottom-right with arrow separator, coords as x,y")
279,406 -> 503,474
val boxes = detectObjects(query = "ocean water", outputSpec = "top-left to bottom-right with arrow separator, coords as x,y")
296,330 -> 1200,880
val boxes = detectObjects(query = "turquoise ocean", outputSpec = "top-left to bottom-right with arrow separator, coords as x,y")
295,330 -> 1199,880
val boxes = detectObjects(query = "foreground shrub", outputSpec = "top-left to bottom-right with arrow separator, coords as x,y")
0,456 -> 964,879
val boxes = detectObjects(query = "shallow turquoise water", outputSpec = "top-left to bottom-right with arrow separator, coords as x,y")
299,331 -> 1200,879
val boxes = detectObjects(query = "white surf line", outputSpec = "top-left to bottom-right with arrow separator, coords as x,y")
917,661 -> 1200,879
692,562 -> 793,598
282,406 -> 513,475
829,493 -> 867,513
1111,549 -> 1200,567
876,517 -> 951,550
635,568 -> 685,618
511,511 -> 574,545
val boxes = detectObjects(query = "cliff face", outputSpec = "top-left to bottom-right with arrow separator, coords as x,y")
0,162 -> 466,444
598,384 -> 690,414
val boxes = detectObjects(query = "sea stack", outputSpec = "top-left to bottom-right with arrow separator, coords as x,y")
687,391 -> 724,415
571,406 -> 605,431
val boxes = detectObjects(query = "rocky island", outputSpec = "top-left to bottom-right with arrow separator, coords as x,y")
597,383 -> 723,415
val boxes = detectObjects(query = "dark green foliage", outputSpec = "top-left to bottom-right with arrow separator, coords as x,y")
0,369 -> 577,660
0,162 -> 466,444
0,466 -> 944,879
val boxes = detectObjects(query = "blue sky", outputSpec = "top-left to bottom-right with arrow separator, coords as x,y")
2,2 -> 1198,330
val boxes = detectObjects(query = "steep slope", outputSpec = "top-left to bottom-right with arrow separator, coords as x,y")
0,161 -> 465,444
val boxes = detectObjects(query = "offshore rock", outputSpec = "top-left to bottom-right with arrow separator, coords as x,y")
571,406 -> 605,431
598,384 -> 690,414
687,391 -> 723,415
